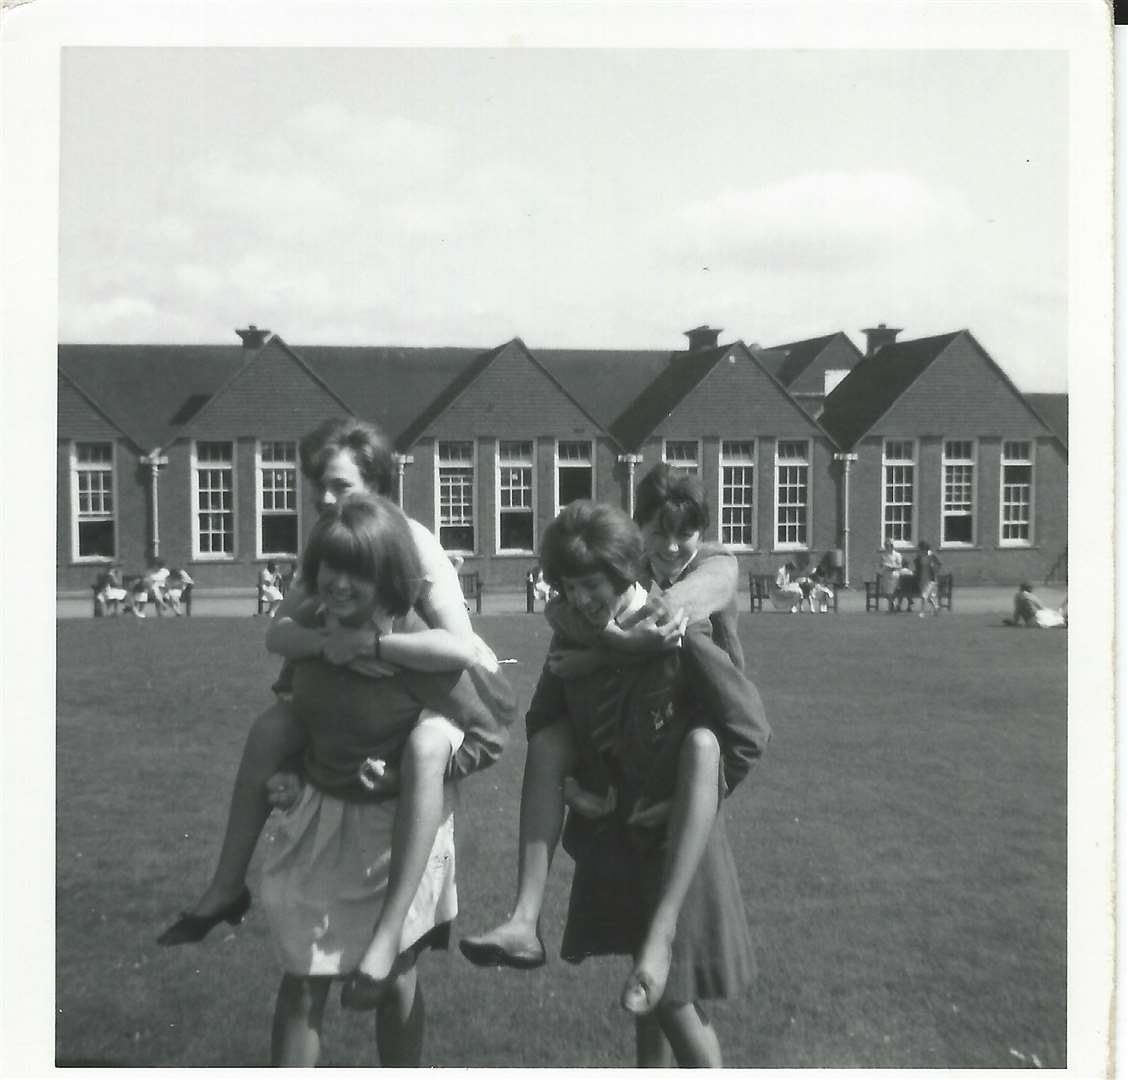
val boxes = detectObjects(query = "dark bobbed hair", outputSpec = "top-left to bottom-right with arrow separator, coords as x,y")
539,500 -> 642,594
299,417 -> 395,497
301,493 -> 422,617
633,463 -> 710,535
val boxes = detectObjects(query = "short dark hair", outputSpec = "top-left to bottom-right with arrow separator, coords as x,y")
634,463 -> 710,534
1019,582 -> 1033,593
301,493 -> 422,617
539,501 -> 642,594
299,417 -> 395,497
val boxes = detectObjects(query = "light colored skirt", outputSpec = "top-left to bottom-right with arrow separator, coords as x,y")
260,782 -> 459,977
260,584 -> 284,603
769,582 -> 804,611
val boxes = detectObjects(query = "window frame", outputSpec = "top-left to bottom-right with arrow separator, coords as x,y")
773,437 -> 811,552
70,440 -> 117,563
940,438 -> 977,549
554,438 -> 595,516
190,439 -> 237,561
495,438 -> 537,555
662,438 -> 702,477
881,438 -> 917,548
999,439 -> 1035,548
718,438 -> 757,550
434,439 -> 477,555
255,440 -> 301,560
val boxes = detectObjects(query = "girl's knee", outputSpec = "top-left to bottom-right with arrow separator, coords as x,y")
682,726 -> 720,763
406,721 -> 454,771
279,974 -> 329,1012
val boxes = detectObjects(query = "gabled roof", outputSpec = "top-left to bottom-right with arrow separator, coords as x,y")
172,335 -> 353,439
296,346 -> 485,440
1025,393 -> 1068,447
609,345 -> 732,449
760,333 -> 844,388
57,366 -> 141,451
534,349 -> 672,428
817,332 -> 964,448
58,344 -> 246,450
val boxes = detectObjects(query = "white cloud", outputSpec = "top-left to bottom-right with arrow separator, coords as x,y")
665,171 -> 971,270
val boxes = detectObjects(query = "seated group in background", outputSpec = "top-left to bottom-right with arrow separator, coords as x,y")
770,558 -> 836,614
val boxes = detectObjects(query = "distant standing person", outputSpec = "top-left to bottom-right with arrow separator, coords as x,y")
259,561 -> 284,617
878,540 -> 908,613
913,542 -> 942,618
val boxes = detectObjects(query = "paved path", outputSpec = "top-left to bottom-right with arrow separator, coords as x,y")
58,585 -> 1066,620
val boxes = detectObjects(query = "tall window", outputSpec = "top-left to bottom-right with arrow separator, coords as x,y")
775,439 -> 809,548
497,440 -> 535,552
437,441 -> 475,552
194,441 -> 235,557
942,440 -> 976,546
258,441 -> 299,557
1000,440 -> 1033,545
556,439 -> 593,510
882,439 -> 916,544
72,441 -> 115,559
720,440 -> 756,548
663,439 -> 700,476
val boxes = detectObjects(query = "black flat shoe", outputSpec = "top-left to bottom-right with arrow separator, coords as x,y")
458,934 -> 546,970
156,887 -> 251,946
340,970 -> 395,1012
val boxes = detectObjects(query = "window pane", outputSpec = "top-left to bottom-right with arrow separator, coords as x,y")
78,519 -> 115,558
558,440 -> 592,463
943,514 -> 974,544
262,515 -> 299,555
721,463 -> 755,546
440,525 -> 475,551
665,440 -> 699,474
500,512 -> 534,551
558,467 -> 592,506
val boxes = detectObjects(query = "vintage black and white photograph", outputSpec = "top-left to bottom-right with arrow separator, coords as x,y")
0,0 -> 1114,1072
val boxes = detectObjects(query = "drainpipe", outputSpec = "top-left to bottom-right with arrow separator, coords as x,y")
618,453 -> 644,518
393,453 -> 414,508
140,451 -> 168,561
833,452 -> 857,587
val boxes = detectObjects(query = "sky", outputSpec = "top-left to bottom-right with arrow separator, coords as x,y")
59,47 -> 1069,390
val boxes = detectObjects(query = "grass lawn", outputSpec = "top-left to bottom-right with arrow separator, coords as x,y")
55,611 -> 1066,1068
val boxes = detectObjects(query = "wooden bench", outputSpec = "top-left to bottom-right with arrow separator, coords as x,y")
864,573 -> 954,613
459,571 -> 484,615
748,573 -> 773,613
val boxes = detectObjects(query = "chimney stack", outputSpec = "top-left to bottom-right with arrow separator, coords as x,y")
236,324 -> 271,349
683,325 -> 722,353
861,323 -> 901,357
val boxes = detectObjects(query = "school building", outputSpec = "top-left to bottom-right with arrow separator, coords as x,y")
57,322 -> 1068,595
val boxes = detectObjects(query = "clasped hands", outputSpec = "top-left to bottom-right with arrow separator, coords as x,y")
563,777 -> 672,829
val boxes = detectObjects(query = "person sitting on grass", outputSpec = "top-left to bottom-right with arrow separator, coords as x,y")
463,500 -> 769,1067
259,493 -> 511,1065
1005,582 -> 1067,629
94,564 -> 128,616
157,418 -> 515,1008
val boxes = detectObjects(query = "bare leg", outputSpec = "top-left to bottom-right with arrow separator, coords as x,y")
270,974 -> 331,1067
460,721 -> 576,963
658,1001 -> 723,1068
345,722 -> 451,1006
376,958 -> 425,1067
622,727 -> 721,1016
635,1015 -> 675,1067
191,699 -> 306,916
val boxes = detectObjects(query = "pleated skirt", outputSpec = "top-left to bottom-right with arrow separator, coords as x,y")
561,804 -> 755,1005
